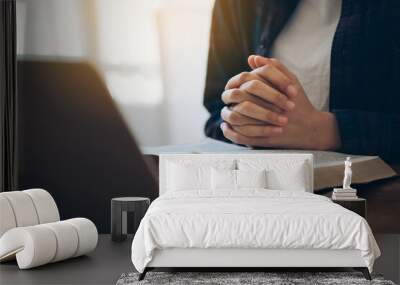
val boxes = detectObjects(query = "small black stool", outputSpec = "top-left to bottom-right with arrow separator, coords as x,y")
111,197 -> 150,242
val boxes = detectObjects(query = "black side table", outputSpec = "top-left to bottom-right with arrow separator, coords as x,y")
332,198 -> 367,218
111,197 -> 150,242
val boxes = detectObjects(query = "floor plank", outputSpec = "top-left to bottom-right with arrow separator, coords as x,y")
2,234 -> 398,284
0,234 -> 133,285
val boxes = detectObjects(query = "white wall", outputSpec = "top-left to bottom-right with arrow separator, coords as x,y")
16,0 -> 215,146
17,0 -> 89,57
156,0 -> 214,144
92,0 -> 167,146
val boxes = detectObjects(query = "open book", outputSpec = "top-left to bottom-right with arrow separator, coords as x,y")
142,138 -> 397,191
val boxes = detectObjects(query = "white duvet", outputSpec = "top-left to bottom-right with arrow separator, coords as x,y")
131,190 -> 380,273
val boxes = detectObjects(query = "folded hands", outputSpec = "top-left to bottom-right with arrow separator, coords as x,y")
220,55 -> 341,151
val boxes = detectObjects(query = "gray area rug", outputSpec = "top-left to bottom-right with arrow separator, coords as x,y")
117,272 -> 396,285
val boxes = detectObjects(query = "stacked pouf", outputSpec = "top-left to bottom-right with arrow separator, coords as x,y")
0,189 -> 98,269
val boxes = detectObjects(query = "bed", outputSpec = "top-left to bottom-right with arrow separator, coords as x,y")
131,154 -> 380,280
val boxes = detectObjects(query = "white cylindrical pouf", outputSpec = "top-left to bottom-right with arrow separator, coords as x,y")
0,219 -> 98,269
23,189 -> 60,224
0,226 -> 57,269
42,221 -> 79,262
0,195 -> 17,237
65,218 -> 98,257
1,192 -> 39,227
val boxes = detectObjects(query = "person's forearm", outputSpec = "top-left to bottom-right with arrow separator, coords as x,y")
311,111 -> 341,151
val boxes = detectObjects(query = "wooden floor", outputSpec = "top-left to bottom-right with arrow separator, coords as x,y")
0,235 -> 133,285
1,234 -> 398,285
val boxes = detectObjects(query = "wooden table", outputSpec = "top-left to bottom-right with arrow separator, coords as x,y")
354,172 -> 400,233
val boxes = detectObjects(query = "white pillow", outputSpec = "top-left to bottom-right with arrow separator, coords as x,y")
211,169 -> 236,190
267,161 -> 308,191
211,169 -> 268,190
238,159 -> 309,191
168,163 -> 210,191
236,169 -> 267,189
166,160 -> 236,191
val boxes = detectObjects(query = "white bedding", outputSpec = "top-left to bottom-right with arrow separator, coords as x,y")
131,190 -> 380,273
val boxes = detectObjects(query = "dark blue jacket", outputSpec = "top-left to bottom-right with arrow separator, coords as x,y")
203,0 -> 400,162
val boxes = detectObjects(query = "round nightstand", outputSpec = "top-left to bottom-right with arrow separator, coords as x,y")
111,197 -> 150,242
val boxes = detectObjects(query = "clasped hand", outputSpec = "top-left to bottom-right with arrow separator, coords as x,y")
220,55 -> 341,150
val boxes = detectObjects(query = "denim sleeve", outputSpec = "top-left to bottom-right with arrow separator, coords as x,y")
333,109 -> 400,162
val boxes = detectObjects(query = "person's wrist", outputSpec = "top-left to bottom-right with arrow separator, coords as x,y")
312,111 -> 342,151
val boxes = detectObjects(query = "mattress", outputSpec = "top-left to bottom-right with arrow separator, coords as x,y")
131,190 -> 380,273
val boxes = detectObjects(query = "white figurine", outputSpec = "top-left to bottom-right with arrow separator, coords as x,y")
333,157 -> 357,199
343,157 -> 353,189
